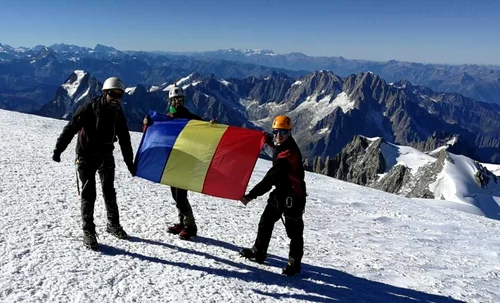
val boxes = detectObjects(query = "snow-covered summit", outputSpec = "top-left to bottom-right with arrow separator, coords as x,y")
39,70 -> 102,119
371,137 -> 500,219
144,73 -> 205,93
0,109 -> 499,302
218,48 -> 278,56
239,48 -> 277,56
62,70 -> 87,98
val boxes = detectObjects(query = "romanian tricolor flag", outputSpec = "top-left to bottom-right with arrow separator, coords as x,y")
134,111 -> 265,200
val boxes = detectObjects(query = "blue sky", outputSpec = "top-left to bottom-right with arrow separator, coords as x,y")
1,0 -> 499,65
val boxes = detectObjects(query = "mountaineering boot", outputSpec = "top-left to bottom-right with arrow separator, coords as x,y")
282,259 -> 301,276
179,225 -> 197,240
179,213 -> 197,240
167,223 -> 184,235
83,231 -> 98,250
106,223 -> 128,239
239,247 -> 266,264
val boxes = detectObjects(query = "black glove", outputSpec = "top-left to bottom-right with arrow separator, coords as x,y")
261,131 -> 272,145
240,194 -> 255,205
52,151 -> 61,162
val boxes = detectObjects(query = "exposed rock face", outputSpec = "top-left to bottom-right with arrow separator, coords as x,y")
308,135 -> 498,202
38,71 -> 101,119
37,69 -> 500,164
323,136 -> 386,185
405,149 -> 449,199
474,162 -> 499,189
375,164 -> 412,195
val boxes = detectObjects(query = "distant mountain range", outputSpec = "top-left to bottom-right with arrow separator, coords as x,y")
39,69 -> 500,165
1,42 -> 500,114
0,43 -> 306,112
2,42 -> 500,164
184,48 -> 500,105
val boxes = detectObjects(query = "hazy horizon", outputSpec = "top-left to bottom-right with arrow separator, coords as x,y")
1,0 -> 499,65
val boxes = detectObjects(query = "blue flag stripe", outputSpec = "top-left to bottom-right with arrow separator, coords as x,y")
135,118 -> 189,182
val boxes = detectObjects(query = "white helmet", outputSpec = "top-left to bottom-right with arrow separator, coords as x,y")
102,77 -> 125,92
169,85 -> 186,99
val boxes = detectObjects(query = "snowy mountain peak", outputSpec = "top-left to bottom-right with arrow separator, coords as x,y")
31,47 -> 58,63
240,48 -> 277,56
219,48 -> 277,56
219,79 -> 232,86
427,135 -> 462,156
0,43 -> 11,53
311,69 -> 334,77
0,43 -> 28,56
38,71 -> 102,119
317,135 -> 500,220
36,46 -> 54,56
125,87 -> 137,95
62,70 -> 88,97
176,72 -> 204,86
391,79 -> 413,89
153,73 -> 205,92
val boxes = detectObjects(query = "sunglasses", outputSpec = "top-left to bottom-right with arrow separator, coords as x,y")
272,129 -> 290,136
107,91 -> 124,99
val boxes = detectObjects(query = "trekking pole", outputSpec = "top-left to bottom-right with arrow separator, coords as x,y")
75,160 -> 81,196
280,215 -> 286,226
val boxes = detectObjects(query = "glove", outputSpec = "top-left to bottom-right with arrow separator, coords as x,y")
52,151 -> 61,163
240,194 -> 254,205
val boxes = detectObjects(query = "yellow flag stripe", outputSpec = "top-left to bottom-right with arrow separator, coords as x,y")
160,120 -> 229,192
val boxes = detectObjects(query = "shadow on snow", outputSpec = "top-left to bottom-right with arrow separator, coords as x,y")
98,236 -> 463,303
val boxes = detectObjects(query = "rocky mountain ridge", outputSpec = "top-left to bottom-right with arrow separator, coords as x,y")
1,42 -> 500,115
308,135 -> 500,219
39,69 -> 500,164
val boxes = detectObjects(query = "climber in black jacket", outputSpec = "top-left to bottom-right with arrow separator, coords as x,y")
239,115 -> 307,276
52,77 -> 134,250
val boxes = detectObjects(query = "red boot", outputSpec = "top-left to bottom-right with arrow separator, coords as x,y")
167,223 -> 184,235
179,226 -> 197,240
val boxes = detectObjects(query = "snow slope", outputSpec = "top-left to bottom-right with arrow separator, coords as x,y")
377,139 -> 500,219
0,109 -> 499,302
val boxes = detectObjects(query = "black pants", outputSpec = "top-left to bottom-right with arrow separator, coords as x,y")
253,198 -> 305,263
77,154 -> 119,233
170,186 -> 194,224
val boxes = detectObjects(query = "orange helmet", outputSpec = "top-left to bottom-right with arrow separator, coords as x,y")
272,115 -> 292,130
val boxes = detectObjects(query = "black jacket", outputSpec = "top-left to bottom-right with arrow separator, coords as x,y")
54,96 -> 134,167
167,106 -> 202,120
247,135 -> 307,204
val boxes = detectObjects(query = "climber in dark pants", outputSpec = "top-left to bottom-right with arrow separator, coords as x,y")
143,84 -> 215,240
52,77 -> 135,250
240,115 -> 307,276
